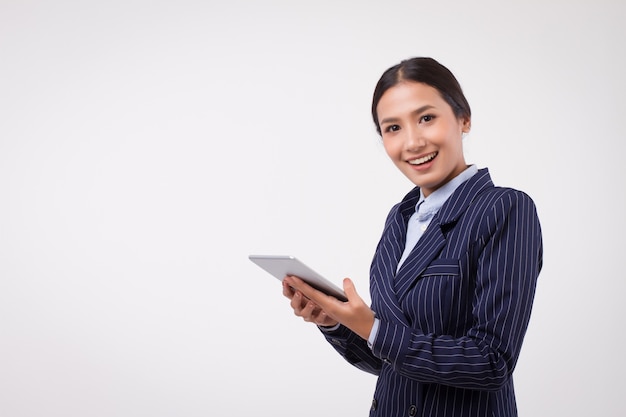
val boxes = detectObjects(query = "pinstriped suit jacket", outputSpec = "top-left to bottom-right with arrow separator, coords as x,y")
321,168 -> 543,417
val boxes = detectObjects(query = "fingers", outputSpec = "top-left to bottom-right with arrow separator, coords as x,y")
291,291 -> 321,322
284,280 -> 328,323
282,280 -> 295,299
283,275 -> 340,327
284,275 -> 330,306
283,281 -> 313,319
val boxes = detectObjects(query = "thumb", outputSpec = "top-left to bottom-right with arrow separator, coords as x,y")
342,277 -> 359,300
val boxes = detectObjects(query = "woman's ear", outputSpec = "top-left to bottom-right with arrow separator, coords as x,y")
461,116 -> 471,134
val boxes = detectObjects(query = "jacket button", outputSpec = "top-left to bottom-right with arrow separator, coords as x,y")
408,405 -> 417,416
371,399 -> 377,411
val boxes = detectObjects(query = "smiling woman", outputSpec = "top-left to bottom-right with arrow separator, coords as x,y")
373,58 -> 472,198
281,57 -> 543,417
377,81 -> 470,197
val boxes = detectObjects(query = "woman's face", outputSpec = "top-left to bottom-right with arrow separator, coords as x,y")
376,81 -> 470,197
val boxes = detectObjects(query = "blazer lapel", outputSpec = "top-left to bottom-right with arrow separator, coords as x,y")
393,216 -> 446,301
370,187 -> 420,326
393,168 -> 494,302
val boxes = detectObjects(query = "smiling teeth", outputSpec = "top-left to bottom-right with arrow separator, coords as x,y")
409,152 -> 437,165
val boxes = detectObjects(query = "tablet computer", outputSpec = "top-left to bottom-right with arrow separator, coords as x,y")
248,255 -> 348,302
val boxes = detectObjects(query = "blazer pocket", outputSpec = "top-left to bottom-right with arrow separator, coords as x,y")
412,259 -> 463,334
420,258 -> 460,277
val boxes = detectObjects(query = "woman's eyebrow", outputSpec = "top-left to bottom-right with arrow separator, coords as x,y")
379,105 -> 435,125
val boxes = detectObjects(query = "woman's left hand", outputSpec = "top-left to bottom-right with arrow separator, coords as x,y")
283,275 -> 375,341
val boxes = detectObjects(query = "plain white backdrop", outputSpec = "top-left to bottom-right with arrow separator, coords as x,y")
1,0 -> 624,416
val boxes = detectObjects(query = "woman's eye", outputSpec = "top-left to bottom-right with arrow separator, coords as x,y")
420,115 -> 435,123
384,124 -> 401,133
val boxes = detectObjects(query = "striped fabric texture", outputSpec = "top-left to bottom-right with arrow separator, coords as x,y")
321,169 -> 543,417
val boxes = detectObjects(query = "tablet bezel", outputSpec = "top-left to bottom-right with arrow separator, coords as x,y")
248,255 -> 348,302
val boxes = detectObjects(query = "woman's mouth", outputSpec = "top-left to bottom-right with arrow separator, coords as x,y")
408,151 -> 438,166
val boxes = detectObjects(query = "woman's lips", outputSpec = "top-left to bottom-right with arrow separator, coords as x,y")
408,151 -> 438,166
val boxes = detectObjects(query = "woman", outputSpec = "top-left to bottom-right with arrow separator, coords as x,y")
283,57 -> 543,417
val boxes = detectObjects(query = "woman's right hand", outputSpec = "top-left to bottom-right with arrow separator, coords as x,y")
282,279 -> 339,327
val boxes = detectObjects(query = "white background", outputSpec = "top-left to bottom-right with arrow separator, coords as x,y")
1,1 -> 624,416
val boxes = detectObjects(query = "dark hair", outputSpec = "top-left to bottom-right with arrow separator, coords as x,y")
371,57 -> 471,135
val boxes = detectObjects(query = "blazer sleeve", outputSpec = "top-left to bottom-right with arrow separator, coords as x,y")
319,324 -> 383,375
370,189 -> 543,391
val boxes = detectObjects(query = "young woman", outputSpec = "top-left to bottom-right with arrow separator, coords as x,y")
283,57 -> 543,417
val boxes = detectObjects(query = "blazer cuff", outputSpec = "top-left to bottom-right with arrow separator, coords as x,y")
318,323 -> 341,332
367,317 -> 380,349
370,319 -> 411,366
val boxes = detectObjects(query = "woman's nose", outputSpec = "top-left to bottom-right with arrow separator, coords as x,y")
404,127 -> 426,150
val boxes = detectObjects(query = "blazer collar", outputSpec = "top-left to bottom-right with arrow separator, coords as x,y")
391,168 -> 494,302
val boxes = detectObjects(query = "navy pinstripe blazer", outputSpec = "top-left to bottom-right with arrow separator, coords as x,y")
321,168 -> 543,417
